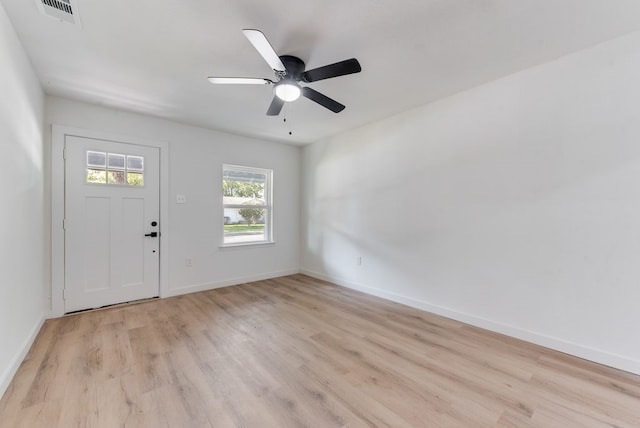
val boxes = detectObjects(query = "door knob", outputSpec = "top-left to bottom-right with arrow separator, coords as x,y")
144,232 -> 158,237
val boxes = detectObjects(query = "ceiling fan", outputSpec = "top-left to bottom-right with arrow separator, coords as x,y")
208,29 -> 362,116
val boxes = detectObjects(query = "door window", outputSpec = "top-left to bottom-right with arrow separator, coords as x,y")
86,150 -> 144,186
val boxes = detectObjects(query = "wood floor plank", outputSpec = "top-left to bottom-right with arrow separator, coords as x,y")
1,274 -> 639,427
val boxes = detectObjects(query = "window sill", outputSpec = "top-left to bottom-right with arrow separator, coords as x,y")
219,241 -> 275,250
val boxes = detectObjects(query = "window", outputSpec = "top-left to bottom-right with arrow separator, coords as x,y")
222,164 -> 272,246
86,151 -> 144,186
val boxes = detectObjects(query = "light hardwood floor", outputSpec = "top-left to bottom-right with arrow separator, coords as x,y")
1,274 -> 639,427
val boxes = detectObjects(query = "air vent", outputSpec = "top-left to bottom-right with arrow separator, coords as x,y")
36,0 -> 82,26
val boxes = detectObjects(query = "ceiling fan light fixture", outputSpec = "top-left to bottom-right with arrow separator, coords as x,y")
274,82 -> 301,102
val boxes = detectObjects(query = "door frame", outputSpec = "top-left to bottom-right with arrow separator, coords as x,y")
51,125 -> 170,317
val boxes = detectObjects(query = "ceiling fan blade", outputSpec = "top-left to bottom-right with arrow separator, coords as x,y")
266,96 -> 285,116
242,29 -> 286,73
207,77 -> 273,85
302,58 -> 361,83
301,87 -> 345,113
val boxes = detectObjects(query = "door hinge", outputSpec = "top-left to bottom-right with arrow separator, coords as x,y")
63,147 -> 67,160
63,288 -> 67,300
63,218 -> 67,229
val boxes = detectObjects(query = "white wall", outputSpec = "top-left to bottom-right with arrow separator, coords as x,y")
46,96 -> 301,299
0,3 -> 46,397
302,31 -> 640,375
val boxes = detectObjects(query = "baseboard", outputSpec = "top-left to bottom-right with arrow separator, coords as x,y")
165,268 -> 301,297
0,315 -> 45,401
301,269 -> 640,376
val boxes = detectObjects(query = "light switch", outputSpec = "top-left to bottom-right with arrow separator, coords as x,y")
176,194 -> 187,204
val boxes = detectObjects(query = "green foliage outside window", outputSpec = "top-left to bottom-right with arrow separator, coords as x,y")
223,180 -> 264,198
238,206 -> 265,225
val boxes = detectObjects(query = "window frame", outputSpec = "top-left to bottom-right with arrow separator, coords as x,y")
221,164 -> 273,247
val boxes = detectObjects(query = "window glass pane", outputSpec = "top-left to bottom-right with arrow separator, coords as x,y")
87,169 -> 106,184
222,178 -> 265,200
127,172 -> 144,186
223,169 -> 266,183
108,170 -> 126,184
108,153 -> 125,170
127,155 -> 144,172
87,151 -> 106,168
223,208 -> 267,244
222,165 -> 272,245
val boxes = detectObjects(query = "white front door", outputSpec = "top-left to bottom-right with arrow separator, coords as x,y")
64,135 -> 160,312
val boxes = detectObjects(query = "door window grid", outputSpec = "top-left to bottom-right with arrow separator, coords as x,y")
86,151 -> 144,186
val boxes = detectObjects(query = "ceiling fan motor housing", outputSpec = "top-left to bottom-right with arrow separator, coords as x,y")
280,55 -> 306,81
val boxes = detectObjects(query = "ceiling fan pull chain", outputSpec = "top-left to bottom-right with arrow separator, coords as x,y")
283,108 -> 293,136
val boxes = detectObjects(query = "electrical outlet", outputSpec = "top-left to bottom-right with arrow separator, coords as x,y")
176,194 -> 187,204
185,258 -> 193,267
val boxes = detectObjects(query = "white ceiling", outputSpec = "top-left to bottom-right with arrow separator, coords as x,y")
3,0 -> 640,145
